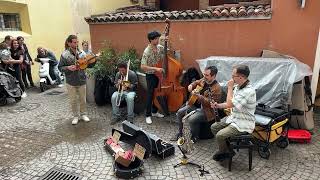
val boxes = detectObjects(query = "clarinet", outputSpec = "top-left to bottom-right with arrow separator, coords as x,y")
208,89 -> 220,121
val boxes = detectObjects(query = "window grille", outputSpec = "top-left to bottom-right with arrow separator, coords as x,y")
0,13 -> 22,31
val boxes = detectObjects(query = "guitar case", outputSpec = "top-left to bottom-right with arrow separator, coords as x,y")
105,128 -> 152,179
114,158 -> 143,179
122,120 -> 175,159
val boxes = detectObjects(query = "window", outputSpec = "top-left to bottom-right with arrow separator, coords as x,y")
0,13 -> 22,31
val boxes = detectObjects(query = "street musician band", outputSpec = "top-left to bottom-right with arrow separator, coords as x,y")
108,28 -> 256,165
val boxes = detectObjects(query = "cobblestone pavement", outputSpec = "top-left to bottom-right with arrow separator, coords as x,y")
0,87 -> 319,180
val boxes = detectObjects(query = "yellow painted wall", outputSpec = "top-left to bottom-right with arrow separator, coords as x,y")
0,0 -> 133,82
90,0 -> 134,14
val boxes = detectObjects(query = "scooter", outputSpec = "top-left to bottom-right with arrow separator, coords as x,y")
38,58 -> 64,92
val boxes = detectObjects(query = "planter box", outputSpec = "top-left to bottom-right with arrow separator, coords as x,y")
86,76 -> 95,103
135,72 -> 147,114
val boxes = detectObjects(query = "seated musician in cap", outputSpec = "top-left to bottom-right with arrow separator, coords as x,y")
111,61 -> 138,124
210,65 -> 256,161
171,65 -> 222,142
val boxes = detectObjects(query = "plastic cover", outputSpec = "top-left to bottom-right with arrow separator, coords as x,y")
0,71 -> 22,97
196,56 -> 312,108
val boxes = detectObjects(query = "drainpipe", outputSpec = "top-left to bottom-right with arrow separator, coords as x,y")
311,28 -> 320,102
300,0 -> 306,8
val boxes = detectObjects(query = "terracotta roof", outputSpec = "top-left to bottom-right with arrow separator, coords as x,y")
85,4 -> 271,24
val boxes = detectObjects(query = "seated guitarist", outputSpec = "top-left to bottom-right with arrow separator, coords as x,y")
171,66 -> 222,142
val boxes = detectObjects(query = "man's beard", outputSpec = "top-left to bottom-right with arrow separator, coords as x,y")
205,78 -> 213,84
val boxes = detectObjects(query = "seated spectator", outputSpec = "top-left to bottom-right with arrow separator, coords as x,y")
36,47 -> 63,87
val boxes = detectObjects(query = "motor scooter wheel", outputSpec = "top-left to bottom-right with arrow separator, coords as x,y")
40,82 -> 46,92
15,97 -> 21,103
0,97 -> 7,106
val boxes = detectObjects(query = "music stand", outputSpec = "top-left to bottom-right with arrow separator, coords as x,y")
173,145 -> 209,176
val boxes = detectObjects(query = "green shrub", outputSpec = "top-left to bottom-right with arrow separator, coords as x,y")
87,42 -> 140,79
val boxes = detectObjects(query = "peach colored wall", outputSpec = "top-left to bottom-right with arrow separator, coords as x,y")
161,0 -> 199,11
89,0 -> 320,69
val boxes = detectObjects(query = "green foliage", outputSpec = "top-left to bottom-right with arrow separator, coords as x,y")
117,47 -> 140,72
87,42 -> 140,78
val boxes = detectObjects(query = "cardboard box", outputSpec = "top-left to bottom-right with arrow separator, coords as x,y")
115,151 -> 132,167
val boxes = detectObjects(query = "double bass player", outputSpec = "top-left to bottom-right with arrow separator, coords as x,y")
141,31 -> 166,124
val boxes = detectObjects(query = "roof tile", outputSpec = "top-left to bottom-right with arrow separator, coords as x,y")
85,4 -> 272,23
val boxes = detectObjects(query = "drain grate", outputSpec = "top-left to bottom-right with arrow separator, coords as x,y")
40,168 -> 82,180
45,90 -> 64,96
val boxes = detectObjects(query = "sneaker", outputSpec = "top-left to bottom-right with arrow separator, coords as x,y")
110,117 -> 120,125
72,117 -> 79,125
191,136 -> 199,143
152,112 -> 164,118
212,151 -> 235,161
21,92 -> 27,98
81,115 -> 90,122
127,118 -> 134,124
57,84 -> 64,88
146,117 -> 152,124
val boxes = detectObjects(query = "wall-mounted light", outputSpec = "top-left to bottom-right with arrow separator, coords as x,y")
300,0 -> 306,8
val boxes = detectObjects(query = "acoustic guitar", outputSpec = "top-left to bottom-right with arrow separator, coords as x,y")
187,85 -> 203,106
77,52 -> 100,70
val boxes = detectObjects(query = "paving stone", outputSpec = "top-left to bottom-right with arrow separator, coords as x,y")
0,88 -> 319,179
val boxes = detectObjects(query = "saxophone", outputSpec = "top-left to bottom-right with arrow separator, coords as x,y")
177,110 -> 196,154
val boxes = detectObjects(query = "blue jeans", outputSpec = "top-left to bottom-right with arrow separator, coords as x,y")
111,91 -> 136,121
176,104 -> 197,135
50,64 -> 62,84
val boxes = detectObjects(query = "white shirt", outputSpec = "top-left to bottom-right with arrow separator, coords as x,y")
224,83 -> 256,133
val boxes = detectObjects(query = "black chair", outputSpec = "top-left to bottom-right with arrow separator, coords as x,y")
226,133 -> 254,171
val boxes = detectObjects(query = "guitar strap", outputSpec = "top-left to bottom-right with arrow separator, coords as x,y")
239,80 -> 249,90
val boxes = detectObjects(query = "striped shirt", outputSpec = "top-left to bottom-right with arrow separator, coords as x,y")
141,44 -> 164,74
224,83 -> 256,133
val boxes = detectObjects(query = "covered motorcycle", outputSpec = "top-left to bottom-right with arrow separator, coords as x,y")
0,71 -> 22,105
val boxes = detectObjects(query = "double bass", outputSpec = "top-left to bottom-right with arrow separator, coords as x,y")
153,19 -> 186,114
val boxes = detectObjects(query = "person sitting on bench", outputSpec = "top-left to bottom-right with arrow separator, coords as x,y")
210,65 -> 256,161
111,61 -> 138,124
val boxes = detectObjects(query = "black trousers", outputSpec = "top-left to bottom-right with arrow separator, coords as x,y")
145,74 -> 159,117
21,64 -> 34,87
9,67 -> 25,92
189,109 -> 214,139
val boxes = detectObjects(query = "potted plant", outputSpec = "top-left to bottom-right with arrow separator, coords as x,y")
86,42 -> 117,105
117,47 -> 140,72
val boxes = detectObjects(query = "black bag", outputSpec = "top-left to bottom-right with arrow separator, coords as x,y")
94,76 -> 115,105
255,104 -> 289,122
148,133 -> 175,159
289,77 -> 314,130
